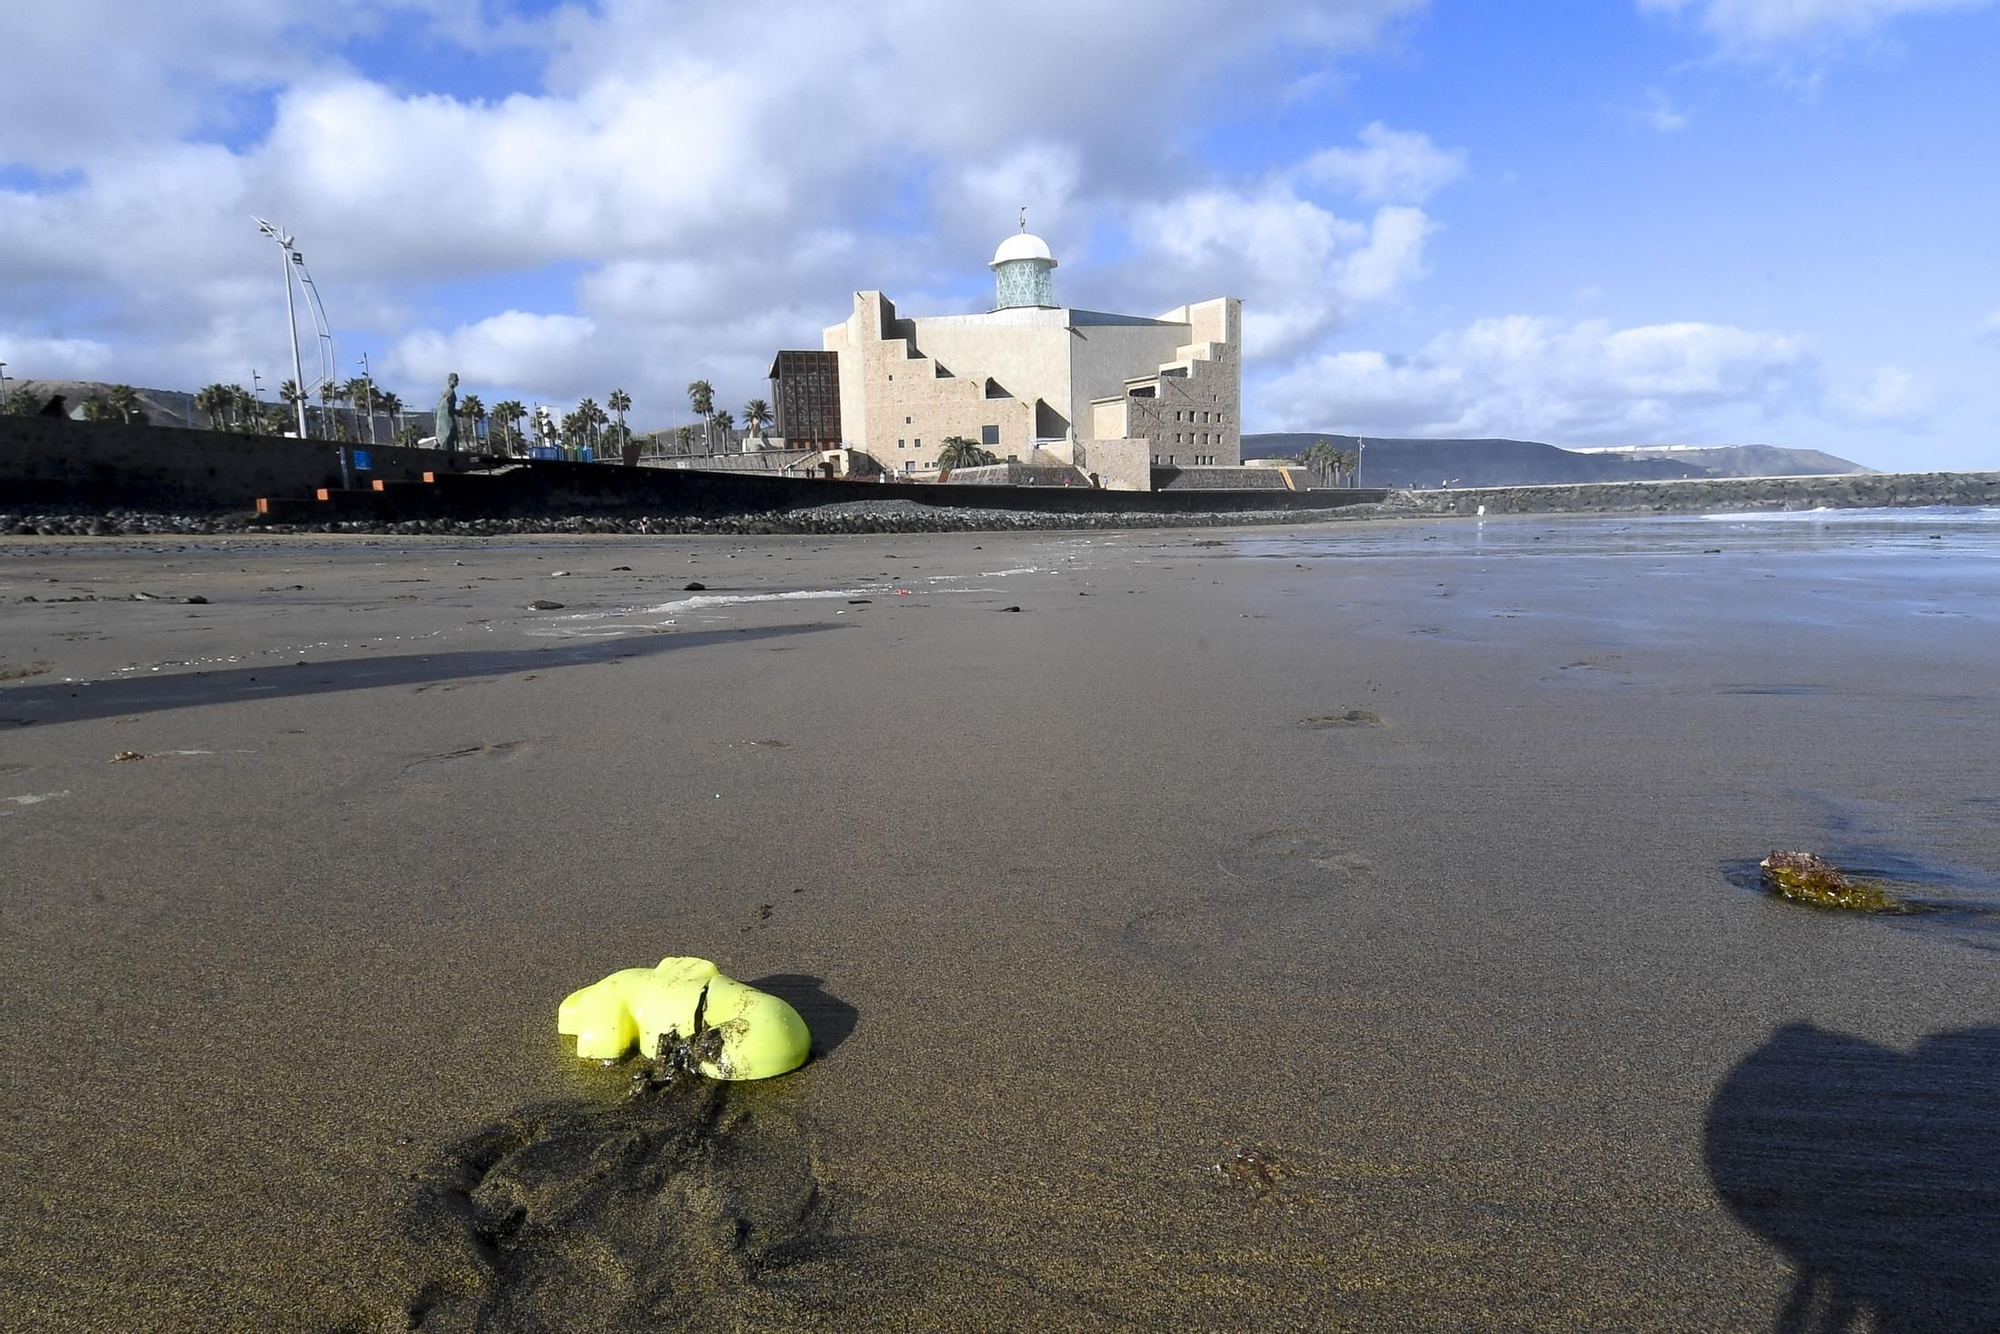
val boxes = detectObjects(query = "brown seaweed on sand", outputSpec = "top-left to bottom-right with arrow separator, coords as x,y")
1760,851 -> 1904,913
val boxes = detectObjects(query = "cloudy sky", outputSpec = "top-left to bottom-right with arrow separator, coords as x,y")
3,0 -> 1996,467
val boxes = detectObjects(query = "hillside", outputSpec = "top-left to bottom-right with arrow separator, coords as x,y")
1243,434 -> 1870,488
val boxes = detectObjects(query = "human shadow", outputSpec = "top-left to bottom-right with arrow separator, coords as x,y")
1705,1022 -> 2000,1332
0,623 -> 835,728
748,974 -> 859,1058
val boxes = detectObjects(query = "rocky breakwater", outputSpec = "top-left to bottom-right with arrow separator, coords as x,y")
1,497 -> 1418,539
1405,470 -> 2000,517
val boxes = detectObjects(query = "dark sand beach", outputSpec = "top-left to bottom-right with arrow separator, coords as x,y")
3,513 -> 1996,1331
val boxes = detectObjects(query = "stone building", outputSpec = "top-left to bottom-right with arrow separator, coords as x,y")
814,228 -> 1241,490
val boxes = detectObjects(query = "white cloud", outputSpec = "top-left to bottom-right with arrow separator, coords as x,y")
1126,190 -> 1433,358
0,331 -> 116,381
1832,364 -> 1931,424
0,0 -> 1430,423
1261,315 -> 1817,441
1297,123 -> 1466,203
1638,0 -> 1993,50
1642,88 -> 1691,131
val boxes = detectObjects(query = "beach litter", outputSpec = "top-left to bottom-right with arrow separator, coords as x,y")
559,956 -> 810,1082
1760,851 -> 1905,912
109,750 -> 145,763
525,600 -> 565,610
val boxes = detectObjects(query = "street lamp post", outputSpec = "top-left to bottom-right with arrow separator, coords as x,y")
253,217 -> 311,440
359,352 -> 377,445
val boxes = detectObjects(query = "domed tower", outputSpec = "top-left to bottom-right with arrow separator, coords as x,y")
990,220 -> 1057,311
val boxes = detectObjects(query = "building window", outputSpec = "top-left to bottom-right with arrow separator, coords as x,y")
898,438 -> 905,449
981,425 -> 999,445
914,438 -> 921,449
905,416 -> 912,424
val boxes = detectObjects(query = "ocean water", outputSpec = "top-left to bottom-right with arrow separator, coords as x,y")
1232,505 -> 2000,563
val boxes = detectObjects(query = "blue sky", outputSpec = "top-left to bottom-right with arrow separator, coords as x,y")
2,0 -> 1996,468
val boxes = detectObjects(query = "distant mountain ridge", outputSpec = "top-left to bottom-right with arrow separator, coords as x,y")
1242,433 -> 1872,489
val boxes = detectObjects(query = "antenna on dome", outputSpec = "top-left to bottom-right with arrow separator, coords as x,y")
1020,206 -> 1027,232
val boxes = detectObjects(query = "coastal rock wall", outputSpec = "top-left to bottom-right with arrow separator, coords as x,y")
1405,471 -> 2000,516
0,417 -> 1393,517
0,415 -> 480,511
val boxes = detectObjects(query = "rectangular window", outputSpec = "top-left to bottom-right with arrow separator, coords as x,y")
905,416 -> 912,424
898,439 -> 905,449
914,438 -> 921,448
981,425 -> 999,445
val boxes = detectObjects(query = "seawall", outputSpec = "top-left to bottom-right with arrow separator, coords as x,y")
0,418 -> 1390,518
0,415 -> 482,512
1404,471 -> 2000,516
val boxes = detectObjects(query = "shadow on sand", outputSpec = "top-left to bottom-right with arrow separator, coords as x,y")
0,623 -> 836,728
1705,1022 -> 2000,1332
747,974 -> 860,1058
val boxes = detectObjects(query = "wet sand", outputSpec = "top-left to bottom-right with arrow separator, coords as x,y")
2,518 -> 1995,1331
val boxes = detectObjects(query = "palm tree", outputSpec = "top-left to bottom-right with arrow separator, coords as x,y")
742,397 -> 772,444
936,436 -> 998,473
1301,439 -> 1341,488
376,390 -> 404,443
491,399 -> 525,454
342,376 -> 375,443
607,388 -> 631,451
106,384 -> 141,424
686,380 -> 714,454
712,408 -> 734,446
193,383 -> 232,432
461,394 -> 487,450
276,379 -> 308,436
81,393 -> 115,422
319,381 -> 348,441
1334,447 -> 1359,488
572,397 -> 602,452
227,384 -> 255,432
397,421 -> 424,447
673,425 -> 694,455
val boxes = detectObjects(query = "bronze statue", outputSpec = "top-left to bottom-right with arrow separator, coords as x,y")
435,372 -> 460,453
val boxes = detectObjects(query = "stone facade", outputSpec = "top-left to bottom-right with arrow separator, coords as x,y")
1086,299 -> 1242,469
818,235 -> 1242,489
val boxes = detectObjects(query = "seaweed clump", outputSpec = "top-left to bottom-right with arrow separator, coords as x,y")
1760,851 -> 1903,913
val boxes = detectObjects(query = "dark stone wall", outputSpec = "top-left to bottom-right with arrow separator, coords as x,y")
1,416 -> 480,512
1405,471 -> 2000,516
0,416 -> 1393,518
419,458 -> 1393,518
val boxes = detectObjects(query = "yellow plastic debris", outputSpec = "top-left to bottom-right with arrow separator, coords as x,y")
557,956 -> 810,1080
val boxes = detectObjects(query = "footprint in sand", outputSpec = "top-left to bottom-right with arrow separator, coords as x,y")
1241,827 -> 1373,877
1299,710 -> 1383,730
401,740 -> 531,773
381,1077 -> 824,1333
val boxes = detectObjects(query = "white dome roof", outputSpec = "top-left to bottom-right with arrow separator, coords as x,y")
990,232 -> 1057,269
